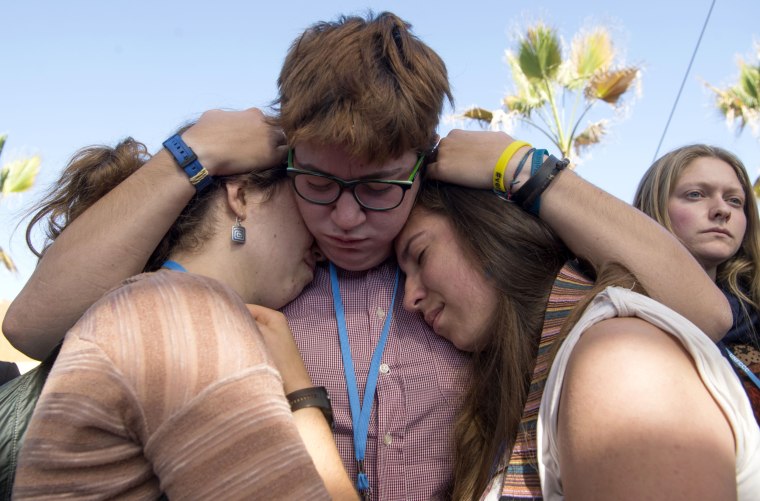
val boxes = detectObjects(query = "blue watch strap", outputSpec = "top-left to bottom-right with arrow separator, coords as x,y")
163,134 -> 213,192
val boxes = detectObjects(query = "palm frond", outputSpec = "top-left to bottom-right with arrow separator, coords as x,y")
585,67 -> 639,105
1,155 -> 41,195
460,107 -> 494,127
0,246 -> 17,273
517,23 -> 562,81
569,28 -> 613,87
573,120 -> 607,156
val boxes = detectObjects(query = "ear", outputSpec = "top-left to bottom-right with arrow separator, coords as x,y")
224,182 -> 248,220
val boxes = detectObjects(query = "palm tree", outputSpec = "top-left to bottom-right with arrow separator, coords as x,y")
705,44 -> 760,194
461,23 -> 640,164
705,44 -> 760,197
0,134 -> 41,272
707,44 -> 760,138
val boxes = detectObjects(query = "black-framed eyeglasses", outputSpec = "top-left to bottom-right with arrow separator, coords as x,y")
286,149 -> 425,211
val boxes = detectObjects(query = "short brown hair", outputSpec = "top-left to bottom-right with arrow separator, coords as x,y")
273,11 -> 452,163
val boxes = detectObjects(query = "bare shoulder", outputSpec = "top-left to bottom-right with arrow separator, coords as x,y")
557,317 -> 736,500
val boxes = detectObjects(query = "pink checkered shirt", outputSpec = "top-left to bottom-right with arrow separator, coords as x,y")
282,259 -> 472,500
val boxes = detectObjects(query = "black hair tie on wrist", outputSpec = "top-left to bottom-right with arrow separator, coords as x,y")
510,154 -> 570,216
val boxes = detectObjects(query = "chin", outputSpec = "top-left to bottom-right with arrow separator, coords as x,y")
326,250 -> 391,271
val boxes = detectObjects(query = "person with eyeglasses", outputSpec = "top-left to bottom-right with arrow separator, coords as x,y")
4,12 -> 732,500
287,149 -> 426,212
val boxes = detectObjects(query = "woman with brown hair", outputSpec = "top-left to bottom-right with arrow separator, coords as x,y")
634,144 -> 760,423
12,123 -> 356,500
396,131 -> 760,500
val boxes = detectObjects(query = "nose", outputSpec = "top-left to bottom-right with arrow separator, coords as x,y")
710,199 -> 732,222
331,189 -> 367,231
402,273 -> 426,312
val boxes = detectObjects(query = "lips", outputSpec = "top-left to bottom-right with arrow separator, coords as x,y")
325,235 -> 368,248
703,227 -> 732,237
424,306 -> 443,332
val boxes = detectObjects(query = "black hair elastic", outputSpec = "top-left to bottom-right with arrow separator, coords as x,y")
511,154 -> 570,216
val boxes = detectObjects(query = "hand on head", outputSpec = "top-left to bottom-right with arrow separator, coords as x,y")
428,130 -> 529,190
182,108 -> 288,177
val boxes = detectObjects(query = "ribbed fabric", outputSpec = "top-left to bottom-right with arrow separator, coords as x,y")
14,271 -> 329,500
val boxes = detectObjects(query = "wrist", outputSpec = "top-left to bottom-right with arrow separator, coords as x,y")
162,134 -> 214,192
506,146 -> 536,191
286,386 -> 334,428
179,128 -> 222,176
281,374 -> 314,396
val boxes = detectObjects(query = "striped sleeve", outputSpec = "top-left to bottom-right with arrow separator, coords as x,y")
14,271 -> 330,500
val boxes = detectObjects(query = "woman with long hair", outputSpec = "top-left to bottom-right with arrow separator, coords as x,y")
397,132 -> 760,499
634,144 -> 760,423
12,125 -> 356,499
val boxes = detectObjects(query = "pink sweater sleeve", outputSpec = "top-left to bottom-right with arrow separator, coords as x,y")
14,271 -> 330,500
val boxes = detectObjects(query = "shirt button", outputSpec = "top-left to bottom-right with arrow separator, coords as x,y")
376,307 -> 386,319
383,433 -> 393,445
379,363 -> 390,374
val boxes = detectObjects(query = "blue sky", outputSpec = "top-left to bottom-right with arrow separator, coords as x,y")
1,0 -> 759,301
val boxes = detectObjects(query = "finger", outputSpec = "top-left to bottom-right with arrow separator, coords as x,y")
246,304 -> 275,323
248,305 -> 290,332
273,127 -> 287,145
274,143 -> 289,164
425,160 -> 441,180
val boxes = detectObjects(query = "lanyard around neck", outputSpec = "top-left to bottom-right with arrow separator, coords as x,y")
162,260 -> 187,272
329,262 -> 400,498
720,342 -> 760,391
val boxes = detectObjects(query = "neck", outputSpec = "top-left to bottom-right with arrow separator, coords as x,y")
167,239 -> 260,304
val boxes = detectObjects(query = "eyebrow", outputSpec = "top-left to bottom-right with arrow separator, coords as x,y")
677,180 -> 744,195
293,155 -> 407,180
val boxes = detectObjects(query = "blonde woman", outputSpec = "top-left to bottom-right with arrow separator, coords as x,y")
635,144 -> 760,423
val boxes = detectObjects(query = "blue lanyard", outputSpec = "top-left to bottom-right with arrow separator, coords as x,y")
720,343 -> 760,391
162,260 -> 187,272
329,262 -> 399,498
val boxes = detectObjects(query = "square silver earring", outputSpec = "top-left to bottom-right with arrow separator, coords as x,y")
231,217 -> 246,244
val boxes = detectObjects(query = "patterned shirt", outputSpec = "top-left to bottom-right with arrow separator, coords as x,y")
283,260 -> 472,501
480,261 -> 593,500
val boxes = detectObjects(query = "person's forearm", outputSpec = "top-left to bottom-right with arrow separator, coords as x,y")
4,150 -> 193,359
292,408 -> 359,500
5,108 -> 287,359
539,169 -> 732,341
431,130 -> 732,341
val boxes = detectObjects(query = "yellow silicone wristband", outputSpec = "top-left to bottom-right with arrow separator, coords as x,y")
492,140 -> 531,192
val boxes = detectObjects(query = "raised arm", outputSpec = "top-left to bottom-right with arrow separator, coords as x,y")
429,129 -> 732,341
4,108 -> 287,359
